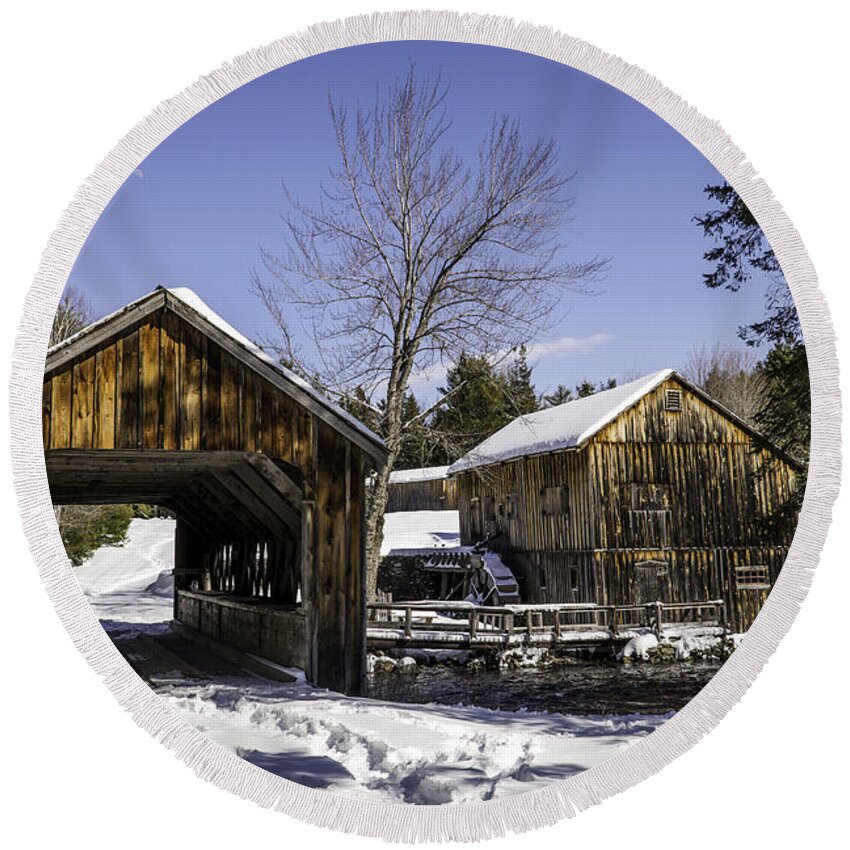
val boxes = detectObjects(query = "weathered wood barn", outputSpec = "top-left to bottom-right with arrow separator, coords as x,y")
43,287 -> 387,695
386,465 -> 458,512
447,369 -> 802,632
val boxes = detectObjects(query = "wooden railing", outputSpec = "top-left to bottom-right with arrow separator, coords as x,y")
367,599 -> 726,646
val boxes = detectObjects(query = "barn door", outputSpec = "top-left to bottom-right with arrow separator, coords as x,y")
469,496 -> 483,542
633,559 -> 668,604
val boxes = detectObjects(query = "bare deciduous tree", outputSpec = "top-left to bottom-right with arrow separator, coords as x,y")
253,67 -> 606,596
684,344 -> 766,427
50,286 -> 92,347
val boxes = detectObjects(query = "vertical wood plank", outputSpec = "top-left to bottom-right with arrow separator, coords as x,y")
202,339 -> 221,450
241,367 -> 260,452
94,345 -> 116,449
118,329 -> 140,448
71,356 -> 95,448
220,351 -> 240,450
160,311 -> 179,450
42,379 -> 52,451
140,320 -> 161,449
181,324 -> 201,450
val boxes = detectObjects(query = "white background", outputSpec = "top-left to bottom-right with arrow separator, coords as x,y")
1,2 -> 846,847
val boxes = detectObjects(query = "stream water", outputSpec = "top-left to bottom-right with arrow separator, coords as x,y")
368,659 -> 724,716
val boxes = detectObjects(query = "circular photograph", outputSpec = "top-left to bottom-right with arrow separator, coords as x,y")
42,40 -> 807,806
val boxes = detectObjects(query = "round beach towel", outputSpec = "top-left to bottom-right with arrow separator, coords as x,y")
10,11 -> 840,842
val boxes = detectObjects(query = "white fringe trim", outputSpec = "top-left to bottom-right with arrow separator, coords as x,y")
8,10 -> 841,843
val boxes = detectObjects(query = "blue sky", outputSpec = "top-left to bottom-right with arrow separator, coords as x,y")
65,40 -> 776,402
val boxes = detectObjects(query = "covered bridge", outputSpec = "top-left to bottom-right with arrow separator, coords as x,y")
447,369 -> 802,632
43,287 -> 387,695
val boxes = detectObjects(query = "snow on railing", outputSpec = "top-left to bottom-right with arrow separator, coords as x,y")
366,599 -> 726,645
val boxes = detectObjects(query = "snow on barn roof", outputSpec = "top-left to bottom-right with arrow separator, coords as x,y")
447,369 -> 675,474
389,465 -> 450,485
45,286 -> 386,458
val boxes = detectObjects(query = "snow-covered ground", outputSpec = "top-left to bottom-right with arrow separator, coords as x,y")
73,516 -> 671,804
380,510 -> 460,555
163,677 -> 668,804
73,516 -> 176,629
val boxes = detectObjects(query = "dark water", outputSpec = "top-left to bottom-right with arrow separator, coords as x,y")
368,660 -> 723,716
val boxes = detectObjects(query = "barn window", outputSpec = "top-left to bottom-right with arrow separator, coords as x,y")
538,567 -> 548,591
735,564 -> 771,589
498,502 -> 505,518
569,566 -> 580,596
507,493 -> 519,518
483,495 -> 497,522
665,388 -> 683,411
541,485 -> 569,516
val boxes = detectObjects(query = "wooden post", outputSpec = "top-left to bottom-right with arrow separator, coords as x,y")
470,610 -> 479,639
173,518 -> 204,620
717,600 -> 727,635
404,606 -> 413,638
653,601 -> 664,638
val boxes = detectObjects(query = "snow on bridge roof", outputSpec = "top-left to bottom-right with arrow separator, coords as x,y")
389,465 -> 450,484
447,369 -> 675,474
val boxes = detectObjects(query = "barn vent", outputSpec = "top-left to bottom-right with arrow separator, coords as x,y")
665,388 -> 683,411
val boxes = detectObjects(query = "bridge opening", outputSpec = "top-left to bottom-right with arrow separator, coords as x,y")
48,449 -> 308,669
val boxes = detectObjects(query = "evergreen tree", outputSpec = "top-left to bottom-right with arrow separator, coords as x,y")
340,386 -> 381,434
575,379 -> 596,398
504,345 -> 538,416
395,394 -> 438,469
696,182 -> 809,533
542,384 -> 573,407
543,377 -> 616,407
430,354 -> 514,463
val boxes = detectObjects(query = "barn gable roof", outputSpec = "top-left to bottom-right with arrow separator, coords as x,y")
45,286 -> 387,462
446,368 -> 786,474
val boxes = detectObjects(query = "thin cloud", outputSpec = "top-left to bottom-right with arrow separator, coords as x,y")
408,332 -> 614,391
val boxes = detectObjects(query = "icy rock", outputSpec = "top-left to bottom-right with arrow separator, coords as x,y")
372,656 -> 397,674
396,657 -> 418,674
646,641 -> 677,663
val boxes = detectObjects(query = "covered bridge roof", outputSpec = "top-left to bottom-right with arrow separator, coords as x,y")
46,286 -> 386,463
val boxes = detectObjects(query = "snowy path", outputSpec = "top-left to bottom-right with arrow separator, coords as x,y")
73,517 -> 176,630
74,517 -> 669,805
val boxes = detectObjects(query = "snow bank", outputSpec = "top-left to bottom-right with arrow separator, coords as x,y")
621,633 -> 659,661
381,510 -> 461,555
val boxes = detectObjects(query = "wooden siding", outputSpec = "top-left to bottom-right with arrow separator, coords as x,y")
386,476 -> 458,512
43,308 -> 316,480
455,449 -> 596,552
